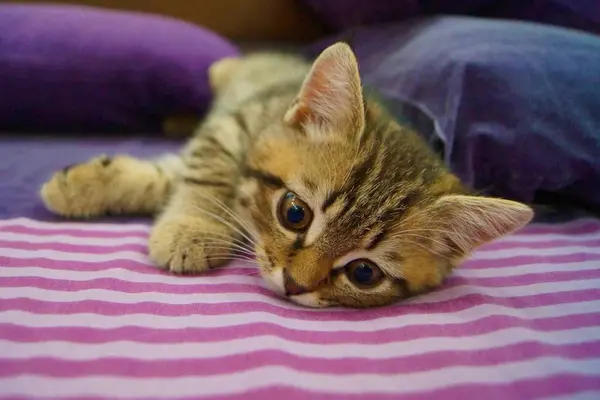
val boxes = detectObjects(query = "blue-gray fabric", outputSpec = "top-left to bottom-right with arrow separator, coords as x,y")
309,17 -> 600,209
301,0 -> 600,35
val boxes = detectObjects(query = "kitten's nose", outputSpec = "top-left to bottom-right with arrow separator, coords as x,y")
283,270 -> 308,296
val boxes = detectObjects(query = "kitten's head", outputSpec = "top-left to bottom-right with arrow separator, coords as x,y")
235,43 -> 533,308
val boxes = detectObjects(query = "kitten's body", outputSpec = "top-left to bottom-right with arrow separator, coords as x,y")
41,43 -> 533,308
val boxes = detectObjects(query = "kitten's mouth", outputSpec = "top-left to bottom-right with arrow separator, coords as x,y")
258,265 -> 323,306
286,292 -> 326,308
256,251 -> 326,308
282,269 -> 309,296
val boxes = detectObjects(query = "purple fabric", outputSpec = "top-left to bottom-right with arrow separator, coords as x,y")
308,16 -> 600,210
300,0 -> 600,34
0,4 -> 239,133
1,215 -> 600,398
300,0 -> 422,30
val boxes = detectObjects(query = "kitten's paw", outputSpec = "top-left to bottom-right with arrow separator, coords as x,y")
40,155 -> 115,218
41,155 -> 161,218
149,217 -> 235,274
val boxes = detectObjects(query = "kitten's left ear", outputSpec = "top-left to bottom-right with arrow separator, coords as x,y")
433,195 -> 534,256
284,42 -> 365,138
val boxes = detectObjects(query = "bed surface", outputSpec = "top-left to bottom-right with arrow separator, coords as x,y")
1,134 -> 599,399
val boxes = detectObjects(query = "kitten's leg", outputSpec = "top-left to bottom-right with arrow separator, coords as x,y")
41,154 -> 181,218
148,117 -> 247,274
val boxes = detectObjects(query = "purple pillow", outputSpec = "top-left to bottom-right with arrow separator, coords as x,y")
308,17 -> 600,210
0,4 -> 239,133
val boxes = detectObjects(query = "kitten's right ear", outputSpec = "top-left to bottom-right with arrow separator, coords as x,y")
432,195 -> 534,256
284,42 -> 365,139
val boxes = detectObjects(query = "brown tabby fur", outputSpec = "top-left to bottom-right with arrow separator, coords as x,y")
41,43 -> 533,308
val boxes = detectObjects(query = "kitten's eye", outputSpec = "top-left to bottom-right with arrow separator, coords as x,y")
278,191 -> 313,232
345,259 -> 384,288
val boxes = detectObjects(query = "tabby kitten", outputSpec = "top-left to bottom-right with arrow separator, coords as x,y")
41,43 -> 533,308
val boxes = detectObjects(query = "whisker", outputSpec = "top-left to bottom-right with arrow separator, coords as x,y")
210,244 -> 254,257
208,256 -> 259,265
200,245 -> 255,257
205,250 -> 256,259
181,232 -> 255,255
195,191 -> 260,242
192,191 -> 260,241
197,230 -> 253,249
220,268 -> 260,277
207,252 -> 254,259
190,202 -> 255,245
200,238 -> 256,255
191,204 -> 258,248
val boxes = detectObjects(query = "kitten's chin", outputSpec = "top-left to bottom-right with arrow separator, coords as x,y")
289,293 -> 329,308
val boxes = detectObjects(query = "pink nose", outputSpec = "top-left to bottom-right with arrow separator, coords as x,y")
283,270 -> 308,296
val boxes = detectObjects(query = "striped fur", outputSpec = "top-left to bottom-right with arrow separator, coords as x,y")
40,43 -> 534,308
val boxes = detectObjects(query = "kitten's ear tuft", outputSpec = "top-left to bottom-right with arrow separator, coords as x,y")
284,42 -> 365,137
434,195 -> 534,255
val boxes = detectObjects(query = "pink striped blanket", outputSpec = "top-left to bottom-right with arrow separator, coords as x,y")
1,217 -> 599,399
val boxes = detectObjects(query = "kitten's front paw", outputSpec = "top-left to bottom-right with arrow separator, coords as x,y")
40,155 -> 114,218
149,217 -> 235,274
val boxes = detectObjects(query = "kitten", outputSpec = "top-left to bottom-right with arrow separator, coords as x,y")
41,42 -> 533,308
